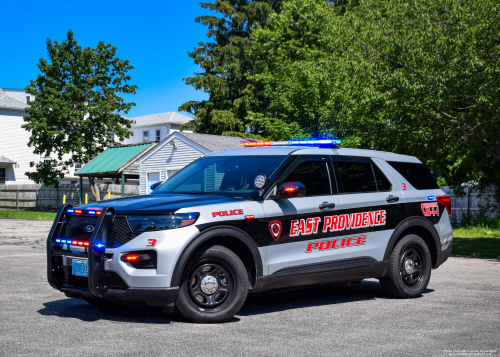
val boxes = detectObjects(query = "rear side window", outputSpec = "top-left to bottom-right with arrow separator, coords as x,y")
387,161 -> 439,190
282,162 -> 332,196
372,164 -> 392,191
337,162 -> 377,193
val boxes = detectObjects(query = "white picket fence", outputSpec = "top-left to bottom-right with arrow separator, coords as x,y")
441,186 -> 498,222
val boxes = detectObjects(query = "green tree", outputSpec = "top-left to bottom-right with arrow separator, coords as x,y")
249,0 -> 500,188
337,0 -> 500,188
179,0 -> 282,135
248,0 -> 347,138
23,30 -> 137,200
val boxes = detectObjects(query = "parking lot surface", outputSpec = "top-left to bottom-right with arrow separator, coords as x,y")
0,218 -> 499,357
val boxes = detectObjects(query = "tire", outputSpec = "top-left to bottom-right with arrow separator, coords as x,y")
379,234 -> 432,298
175,244 -> 249,323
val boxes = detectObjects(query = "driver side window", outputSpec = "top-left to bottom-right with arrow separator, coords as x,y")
282,161 -> 332,196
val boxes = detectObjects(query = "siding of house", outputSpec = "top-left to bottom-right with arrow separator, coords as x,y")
139,137 -> 206,195
0,109 -> 37,184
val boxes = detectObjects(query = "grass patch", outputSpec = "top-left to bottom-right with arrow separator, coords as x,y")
0,209 -> 57,221
452,227 -> 500,259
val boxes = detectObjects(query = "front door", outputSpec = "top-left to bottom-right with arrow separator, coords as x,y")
263,155 -> 344,276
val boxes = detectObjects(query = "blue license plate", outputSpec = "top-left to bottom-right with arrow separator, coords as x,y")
72,259 -> 88,277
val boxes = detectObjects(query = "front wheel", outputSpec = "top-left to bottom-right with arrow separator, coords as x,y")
379,234 -> 432,298
176,245 -> 249,323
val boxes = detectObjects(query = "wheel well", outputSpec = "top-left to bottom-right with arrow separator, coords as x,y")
394,226 -> 438,266
196,235 -> 257,287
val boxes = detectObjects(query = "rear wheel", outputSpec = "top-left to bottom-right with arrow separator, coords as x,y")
175,244 -> 249,323
379,234 -> 432,298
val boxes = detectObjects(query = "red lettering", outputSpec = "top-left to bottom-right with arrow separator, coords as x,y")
212,212 -> 218,218
356,236 -> 366,245
380,210 -> 386,225
331,239 -> 341,248
374,211 -> 380,225
354,213 -> 363,228
362,212 -> 369,227
146,239 -> 156,247
368,211 -> 376,226
298,219 -> 306,235
305,242 -> 320,253
338,215 -> 346,230
319,241 -> 331,250
330,215 -> 339,231
305,219 -> 313,235
341,238 -> 347,247
312,217 -> 321,234
347,237 -> 357,246
290,220 -> 299,236
238,209 -> 244,215
323,216 -> 332,232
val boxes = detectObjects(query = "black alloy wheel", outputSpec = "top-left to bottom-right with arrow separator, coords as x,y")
176,244 -> 249,323
379,234 -> 432,298
400,246 -> 425,287
187,262 -> 234,309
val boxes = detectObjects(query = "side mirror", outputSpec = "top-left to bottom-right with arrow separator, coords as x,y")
149,181 -> 163,192
269,182 -> 306,200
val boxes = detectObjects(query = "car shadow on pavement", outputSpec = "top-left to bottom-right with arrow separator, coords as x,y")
38,298 -> 183,324
38,280 -> 434,323
239,280 -> 434,317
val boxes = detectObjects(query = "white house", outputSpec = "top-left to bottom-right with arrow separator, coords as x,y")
0,87 -> 194,185
122,112 -> 193,145
136,131 -> 249,195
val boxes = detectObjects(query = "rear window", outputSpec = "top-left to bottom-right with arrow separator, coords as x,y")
387,161 -> 439,190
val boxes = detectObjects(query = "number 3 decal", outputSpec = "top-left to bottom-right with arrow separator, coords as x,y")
146,239 -> 156,247
402,183 -> 407,191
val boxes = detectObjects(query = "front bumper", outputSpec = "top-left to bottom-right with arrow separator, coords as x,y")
61,285 -> 179,307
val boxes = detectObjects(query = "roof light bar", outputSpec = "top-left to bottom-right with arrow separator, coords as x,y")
240,139 -> 341,147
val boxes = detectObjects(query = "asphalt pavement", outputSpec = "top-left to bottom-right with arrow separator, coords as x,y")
0,218 -> 499,357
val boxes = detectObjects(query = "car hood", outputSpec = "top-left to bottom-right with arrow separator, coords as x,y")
78,194 -> 240,215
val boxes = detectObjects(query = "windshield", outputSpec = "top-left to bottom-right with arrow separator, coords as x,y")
153,155 -> 288,200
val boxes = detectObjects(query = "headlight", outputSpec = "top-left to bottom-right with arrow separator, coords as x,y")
128,213 -> 200,232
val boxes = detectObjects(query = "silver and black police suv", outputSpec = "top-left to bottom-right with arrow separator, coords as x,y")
47,139 -> 453,323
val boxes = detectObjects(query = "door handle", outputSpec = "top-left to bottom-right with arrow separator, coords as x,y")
319,202 -> 336,210
386,195 -> 399,203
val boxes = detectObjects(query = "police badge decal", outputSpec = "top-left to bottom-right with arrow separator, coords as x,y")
269,220 -> 282,241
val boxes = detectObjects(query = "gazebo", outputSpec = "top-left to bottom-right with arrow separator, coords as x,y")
75,142 -> 157,203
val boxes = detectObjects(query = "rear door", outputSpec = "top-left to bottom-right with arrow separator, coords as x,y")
263,155 -> 344,276
331,156 -> 408,265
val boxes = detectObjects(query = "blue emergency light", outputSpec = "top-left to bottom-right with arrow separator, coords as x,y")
240,139 -> 341,147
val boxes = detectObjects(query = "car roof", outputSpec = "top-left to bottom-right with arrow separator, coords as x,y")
207,146 -> 421,163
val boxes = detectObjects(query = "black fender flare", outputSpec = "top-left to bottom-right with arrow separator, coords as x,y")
383,216 -> 441,265
170,226 -> 264,287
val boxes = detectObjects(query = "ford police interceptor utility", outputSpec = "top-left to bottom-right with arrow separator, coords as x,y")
47,139 -> 453,323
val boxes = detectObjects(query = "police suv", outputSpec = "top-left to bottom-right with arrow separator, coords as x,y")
47,139 -> 453,323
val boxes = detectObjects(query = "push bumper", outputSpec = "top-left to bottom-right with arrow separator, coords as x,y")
434,240 -> 453,269
47,205 -> 179,308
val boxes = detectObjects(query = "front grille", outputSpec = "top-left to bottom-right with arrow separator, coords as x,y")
64,215 -> 140,248
67,275 -> 88,289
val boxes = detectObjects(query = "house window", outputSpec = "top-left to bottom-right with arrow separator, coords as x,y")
143,130 -> 149,142
75,163 -> 82,169
44,159 -> 52,166
0,168 -> 5,184
156,129 -> 161,141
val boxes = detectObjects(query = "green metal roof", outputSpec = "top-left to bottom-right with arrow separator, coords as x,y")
76,143 -> 151,175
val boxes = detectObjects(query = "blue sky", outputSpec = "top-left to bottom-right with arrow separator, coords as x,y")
0,0 -> 211,118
